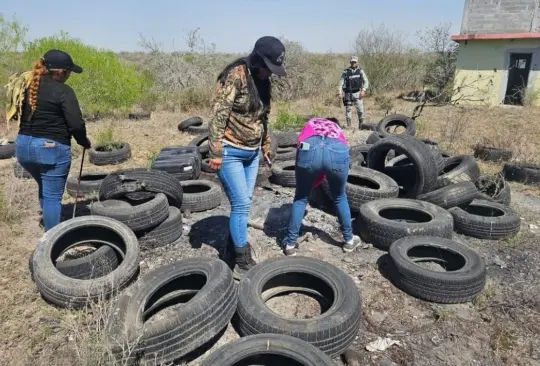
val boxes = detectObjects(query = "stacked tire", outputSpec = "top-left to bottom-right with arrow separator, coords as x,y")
94,168 -> 185,250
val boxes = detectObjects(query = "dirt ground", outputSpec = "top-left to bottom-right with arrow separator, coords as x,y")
0,100 -> 539,366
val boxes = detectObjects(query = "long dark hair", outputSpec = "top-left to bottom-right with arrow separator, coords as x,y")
216,52 -> 271,113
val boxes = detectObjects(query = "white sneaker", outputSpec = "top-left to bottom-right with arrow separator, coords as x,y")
342,235 -> 361,253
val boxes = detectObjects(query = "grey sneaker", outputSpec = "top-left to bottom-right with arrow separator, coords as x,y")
342,235 -> 361,253
283,243 -> 298,256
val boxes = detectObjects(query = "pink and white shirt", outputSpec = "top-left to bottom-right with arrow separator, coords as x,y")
297,117 -> 349,187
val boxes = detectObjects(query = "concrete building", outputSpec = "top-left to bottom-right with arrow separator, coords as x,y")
452,0 -> 540,106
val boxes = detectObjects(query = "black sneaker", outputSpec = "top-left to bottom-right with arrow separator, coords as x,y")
233,243 -> 257,280
342,235 -> 361,253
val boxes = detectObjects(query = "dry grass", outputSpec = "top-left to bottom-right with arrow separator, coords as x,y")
0,98 -> 539,365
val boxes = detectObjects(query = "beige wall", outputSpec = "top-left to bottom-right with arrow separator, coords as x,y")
453,39 -> 540,106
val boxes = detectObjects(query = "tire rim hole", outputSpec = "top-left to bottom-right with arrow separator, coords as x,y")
463,205 -> 505,217
96,143 -> 124,152
261,273 -> 335,320
232,354 -> 304,365
348,176 -> 380,190
183,185 -> 211,194
407,245 -> 466,272
51,227 -> 127,266
441,160 -> 461,174
80,175 -> 107,181
143,273 -> 206,324
379,208 -> 433,223
384,122 -> 406,134
283,166 -> 295,171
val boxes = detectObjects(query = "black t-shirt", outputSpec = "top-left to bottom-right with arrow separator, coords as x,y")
19,75 -> 87,146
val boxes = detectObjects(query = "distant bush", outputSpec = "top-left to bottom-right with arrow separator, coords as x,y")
0,13 -> 27,113
23,32 -> 150,115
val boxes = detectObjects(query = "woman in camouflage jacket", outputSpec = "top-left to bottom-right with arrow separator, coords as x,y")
207,36 -> 287,279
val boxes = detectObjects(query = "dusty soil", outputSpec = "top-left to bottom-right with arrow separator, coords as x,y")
0,103 -> 539,366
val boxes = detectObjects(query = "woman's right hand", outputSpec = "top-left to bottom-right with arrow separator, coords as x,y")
81,137 -> 91,149
208,157 -> 222,171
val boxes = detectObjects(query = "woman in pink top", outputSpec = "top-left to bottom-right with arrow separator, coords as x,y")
282,117 -> 361,256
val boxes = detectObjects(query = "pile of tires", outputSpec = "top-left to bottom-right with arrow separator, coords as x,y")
305,114 -> 522,305
148,143 -> 222,213
94,168 -> 185,250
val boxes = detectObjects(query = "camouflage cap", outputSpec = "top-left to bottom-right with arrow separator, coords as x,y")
350,56 -> 358,63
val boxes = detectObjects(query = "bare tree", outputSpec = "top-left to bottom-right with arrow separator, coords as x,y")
416,22 -> 458,100
352,23 -> 424,95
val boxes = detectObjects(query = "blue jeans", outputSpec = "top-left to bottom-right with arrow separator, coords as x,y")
283,135 -> 353,246
15,134 -> 71,231
217,145 -> 260,248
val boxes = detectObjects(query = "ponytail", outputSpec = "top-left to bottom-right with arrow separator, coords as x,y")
27,58 -> 46,119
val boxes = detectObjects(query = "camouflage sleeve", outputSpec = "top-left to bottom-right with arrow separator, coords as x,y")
208,71 -> 239,159
360,69 -> 369,91
338,70 -> 346,92
261,102 -> 272,155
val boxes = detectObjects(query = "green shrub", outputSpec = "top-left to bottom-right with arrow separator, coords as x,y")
23,32 -> 150,115
271,102 -> 306,131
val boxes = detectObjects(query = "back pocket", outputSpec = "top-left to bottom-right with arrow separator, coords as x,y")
329,144 -> 349,172
36,141 -> 60,165
296,147 -> 316,169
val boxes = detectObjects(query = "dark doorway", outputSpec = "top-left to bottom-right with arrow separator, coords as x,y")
504,53 -> 532,105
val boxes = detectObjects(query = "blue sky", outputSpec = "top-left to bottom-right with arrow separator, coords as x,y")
3,0 -> 464,53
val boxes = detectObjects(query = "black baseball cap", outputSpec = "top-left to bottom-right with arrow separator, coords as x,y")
42,49 -> 83,73
253,36 -> 287,77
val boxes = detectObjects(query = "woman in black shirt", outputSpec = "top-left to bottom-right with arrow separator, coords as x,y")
16,49 -> 91,231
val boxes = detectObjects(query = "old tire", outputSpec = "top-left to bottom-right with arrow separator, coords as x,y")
0,141 -> 15,159
88,142 -> 131,166
474,174 -> 511,206
99,168 -> 183,208
473,145 -> 513,162
368,134 -> 438,197
32,216 -> 139,308
236,256 -> 362,357
321,167 -> 399,212
376,114 -> 416,137
357,198 -> 454,250
360,122 -> 377,131
387,236 -> 486,303
350,144 -> 371,168
200,334 -> 336,366
417,181 -> 478,209
189,133 -> 210,157
270,160 -> 296,187
107,257 -> 236,365
435,155 -> 481,189
448,199 -> 521,240
275,132 -> 299,148
66,172 -> 108,198
178,116 -> 203,131
274,147 -> 296,162
137,206 -> 183,250
387,147 -> 445,173
179,180 -> 222,212
91,193 -> 169,232
365,132 -> 385,144
502,163 -> 540,185
29,245 -> 120,281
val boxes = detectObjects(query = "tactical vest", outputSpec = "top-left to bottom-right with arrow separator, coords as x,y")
344,67 -> 363,92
